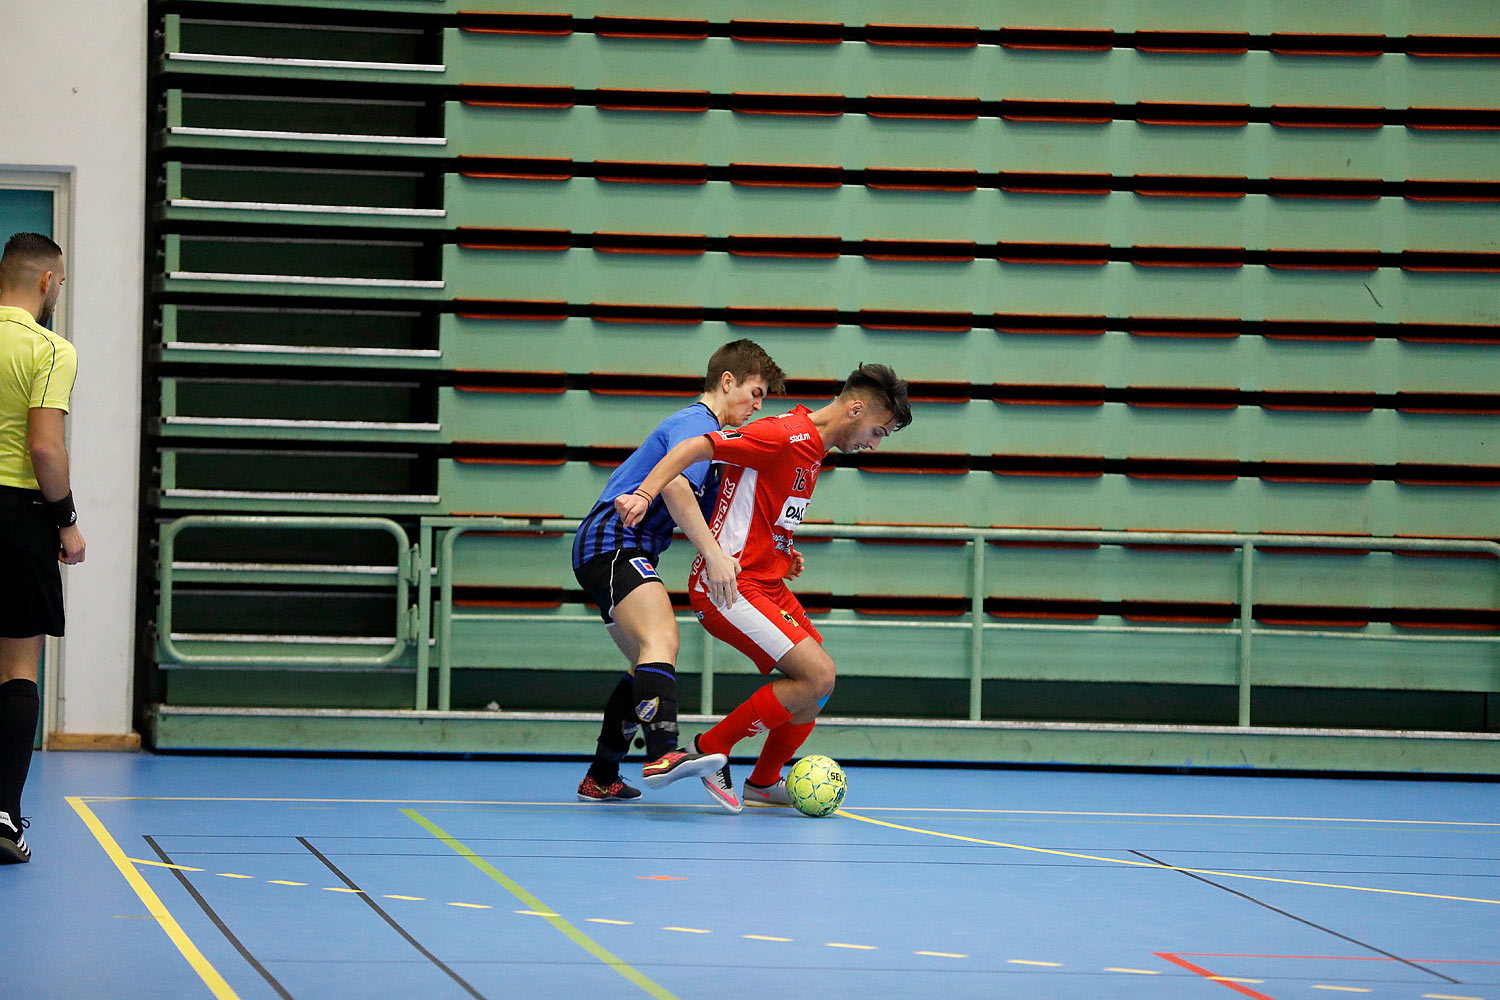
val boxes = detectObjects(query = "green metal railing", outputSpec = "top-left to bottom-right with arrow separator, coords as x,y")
425,517 -> 1500,724
156,515 -> 1500,719
157,515 -> 419,666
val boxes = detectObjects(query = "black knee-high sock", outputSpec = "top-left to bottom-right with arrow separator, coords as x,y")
0,679 -> 40,821
587,673 -> 637,784
632,661 -> 679,760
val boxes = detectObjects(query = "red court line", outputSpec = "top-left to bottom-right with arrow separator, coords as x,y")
1178,953 -> 1500,964
1156,953 -> 1279,1000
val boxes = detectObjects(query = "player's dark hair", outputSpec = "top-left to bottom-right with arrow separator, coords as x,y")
704,339 -> 787,395
838,362 -> 912,431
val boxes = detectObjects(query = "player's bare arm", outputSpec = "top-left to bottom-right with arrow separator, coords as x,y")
615,435 -> 716,528
27,407 -> 84,565
659,477 -> 740,608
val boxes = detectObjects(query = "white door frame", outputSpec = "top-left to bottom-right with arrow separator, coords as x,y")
1,166 -> 76,745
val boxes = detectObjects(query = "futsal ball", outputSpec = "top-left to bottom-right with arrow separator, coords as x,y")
787,754 -> 847,817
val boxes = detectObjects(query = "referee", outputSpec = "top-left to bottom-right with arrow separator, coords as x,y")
0,233 -> 83,864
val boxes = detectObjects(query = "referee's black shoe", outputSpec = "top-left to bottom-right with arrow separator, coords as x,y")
0,812 -> 29,864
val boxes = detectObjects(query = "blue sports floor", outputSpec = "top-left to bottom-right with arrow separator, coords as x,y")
6,751 -> 1499,1000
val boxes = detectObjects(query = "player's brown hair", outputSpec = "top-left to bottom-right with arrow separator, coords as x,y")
837,362 -> 912,431
703,339 -> 786,395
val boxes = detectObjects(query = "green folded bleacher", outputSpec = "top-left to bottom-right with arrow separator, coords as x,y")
145,0 -> 1500,765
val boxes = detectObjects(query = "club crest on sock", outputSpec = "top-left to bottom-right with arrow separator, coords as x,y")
635,697 -> 660,722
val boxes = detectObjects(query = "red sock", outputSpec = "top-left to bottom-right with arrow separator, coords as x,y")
699,685 -> 792,756
750,721 -> 814,787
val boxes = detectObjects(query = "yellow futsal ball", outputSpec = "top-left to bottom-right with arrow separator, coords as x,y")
787,754 -> 847,817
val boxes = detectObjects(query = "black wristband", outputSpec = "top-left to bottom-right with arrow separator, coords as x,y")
46,491 -> 76,529
633,488 -> 655,504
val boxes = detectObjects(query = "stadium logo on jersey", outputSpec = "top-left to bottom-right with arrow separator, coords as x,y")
776,496 -> 809,530
635,697 -> 660,722
789,432 -> 810,443
629,557 -> 659,580
718,429 -> 742,439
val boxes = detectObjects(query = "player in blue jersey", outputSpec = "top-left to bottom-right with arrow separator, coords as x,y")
574,340 -> 786,801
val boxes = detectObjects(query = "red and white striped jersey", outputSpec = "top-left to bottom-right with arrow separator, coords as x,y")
690,405 -> 825,589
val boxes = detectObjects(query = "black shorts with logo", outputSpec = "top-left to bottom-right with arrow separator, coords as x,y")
0,485 -> 65,638
573,548 -> 666,625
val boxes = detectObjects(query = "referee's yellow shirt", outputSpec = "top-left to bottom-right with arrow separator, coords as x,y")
0,304 -> 78,490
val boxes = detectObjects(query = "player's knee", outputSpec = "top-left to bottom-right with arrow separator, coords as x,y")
638,634 -> 679,664
809,655 -> 836,699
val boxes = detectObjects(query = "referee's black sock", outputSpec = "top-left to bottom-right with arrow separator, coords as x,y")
633,661 -> 679,761
587,673 -> 637,785
0,679 -> 39,821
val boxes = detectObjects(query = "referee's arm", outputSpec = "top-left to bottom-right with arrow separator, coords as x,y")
27,407 -> 85,565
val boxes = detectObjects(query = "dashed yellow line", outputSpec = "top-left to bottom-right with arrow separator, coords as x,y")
664,926 -> 711,934
217,873 -> 255,880
1423,994 -> 1484,1000
267,880 -> 306,887
323,887 -> 363,894
744,935 -> 791,942
1211,977 -> 1265,984
1312,987 -> 1372,993
916,951 -> 967,959
384,894 -> 424,901
1106,968 -> 1161,975
1008,959 -> 1062,967
589,918 -> 633,926
827,942 -> 877,950
448,902 -> 491,910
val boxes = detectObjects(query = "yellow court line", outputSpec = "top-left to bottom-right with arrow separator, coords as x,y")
128,858 -> 204,872
75,796 -> 1500,828
836,808 -> 1500,828
403,809 -> 679,1000
837,810 -> 1500,906
67,797 -> 240,1000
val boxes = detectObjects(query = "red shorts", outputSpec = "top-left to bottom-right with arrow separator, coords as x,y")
690,579 -> 823,675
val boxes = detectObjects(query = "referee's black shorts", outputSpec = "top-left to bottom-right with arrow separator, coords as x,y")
0,485 -> 65,638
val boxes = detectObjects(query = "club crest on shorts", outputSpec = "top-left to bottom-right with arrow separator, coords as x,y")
780,609 -> 796,625
629,557 -> 659,580
635,697 -> 660,722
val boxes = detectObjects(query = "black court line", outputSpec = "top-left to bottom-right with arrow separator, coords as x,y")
141,835 -> 294,1000
1129,848 -> 1462,985
296,836 -> 487,1000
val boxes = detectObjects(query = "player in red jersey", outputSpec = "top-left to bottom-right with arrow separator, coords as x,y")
616,363 -> 911,812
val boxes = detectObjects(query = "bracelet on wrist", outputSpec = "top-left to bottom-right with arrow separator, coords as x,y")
633,488 -> 655,503
46,491 -> 77,529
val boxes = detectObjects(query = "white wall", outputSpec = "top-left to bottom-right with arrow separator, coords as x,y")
0,2 -> 147,736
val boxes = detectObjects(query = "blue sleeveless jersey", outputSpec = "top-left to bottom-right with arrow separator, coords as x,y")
572,401 -> 721,567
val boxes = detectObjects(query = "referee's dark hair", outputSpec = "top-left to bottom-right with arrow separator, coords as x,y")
0,232 -> 63,290
838,362 -> 912,431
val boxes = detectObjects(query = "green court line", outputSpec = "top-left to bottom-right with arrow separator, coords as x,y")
403,809 -> 680,1000
67,797 -> 241,1000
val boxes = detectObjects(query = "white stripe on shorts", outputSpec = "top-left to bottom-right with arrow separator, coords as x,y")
716,590 -> 796,665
